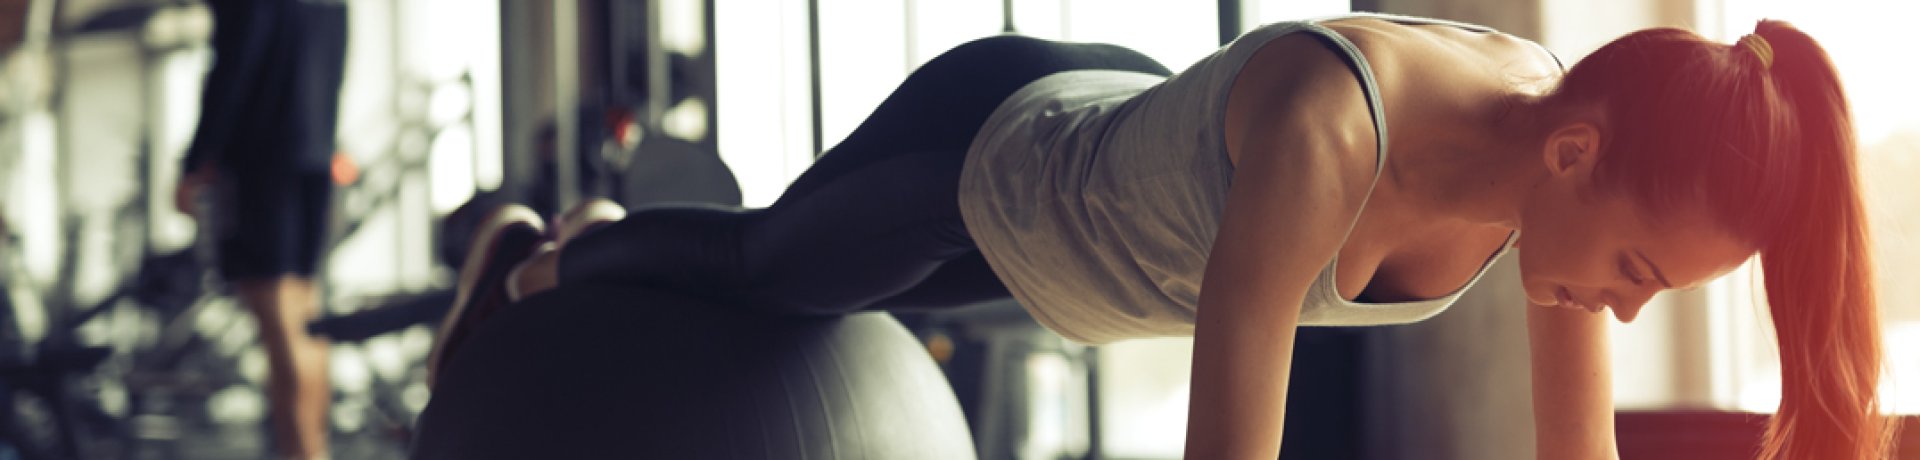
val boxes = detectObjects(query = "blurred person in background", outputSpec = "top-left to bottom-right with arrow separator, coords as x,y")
173,0 -> 347,459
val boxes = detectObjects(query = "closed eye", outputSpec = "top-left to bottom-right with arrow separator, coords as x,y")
1618,253 -> 1644,286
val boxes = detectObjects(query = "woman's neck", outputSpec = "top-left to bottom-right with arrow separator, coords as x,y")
1381,91 -> 1553,233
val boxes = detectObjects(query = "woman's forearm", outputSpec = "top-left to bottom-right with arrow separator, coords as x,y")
1183,298 -> 1301,459
1527,303 -> 1620,460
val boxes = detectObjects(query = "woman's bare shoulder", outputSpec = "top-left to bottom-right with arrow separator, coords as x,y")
1223,27 -> 1381,172
1229,17 -> 1559,168
1316,17 -> 1563,96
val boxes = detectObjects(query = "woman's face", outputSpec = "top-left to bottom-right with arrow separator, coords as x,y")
1515,191 -> 1749,322
1515,126 -> 1752,322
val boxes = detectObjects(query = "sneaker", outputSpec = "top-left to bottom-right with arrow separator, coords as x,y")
552,198 -> 627,247
427,205 -> 547,388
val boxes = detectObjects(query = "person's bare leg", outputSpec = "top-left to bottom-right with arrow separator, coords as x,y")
235,276 -> 330,460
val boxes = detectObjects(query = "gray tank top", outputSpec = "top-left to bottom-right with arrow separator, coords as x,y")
958,13 -> 1536,344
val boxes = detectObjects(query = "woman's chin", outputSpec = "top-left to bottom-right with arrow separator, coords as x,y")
1522,286 -> 1557,306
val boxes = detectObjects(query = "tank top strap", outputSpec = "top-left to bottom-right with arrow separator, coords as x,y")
1294,21 -> 1390,179
1282,23 -> 1393,271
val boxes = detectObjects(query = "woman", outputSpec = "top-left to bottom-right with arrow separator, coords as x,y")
432,12 -> 1890,459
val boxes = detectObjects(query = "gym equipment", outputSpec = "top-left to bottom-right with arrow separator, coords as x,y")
412,285 -> 977,459
621,136 -> 742,208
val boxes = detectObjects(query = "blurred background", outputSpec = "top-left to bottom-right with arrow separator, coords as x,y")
0,0 -> 1914,459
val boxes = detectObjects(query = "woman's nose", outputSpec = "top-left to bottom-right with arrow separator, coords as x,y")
1607,289 -> 1658,323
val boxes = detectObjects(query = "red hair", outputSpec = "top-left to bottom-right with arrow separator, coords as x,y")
1548,20 -> 1895,459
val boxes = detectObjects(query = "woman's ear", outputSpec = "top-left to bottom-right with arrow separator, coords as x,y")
1543,123 -> 1601,177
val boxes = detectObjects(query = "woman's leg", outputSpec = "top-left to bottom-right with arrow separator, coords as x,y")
559,150 -> 974,315
556,36 -> 1170,315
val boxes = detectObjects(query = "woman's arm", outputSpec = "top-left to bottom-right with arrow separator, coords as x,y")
1527,301 -> 1621,459
1189,31 -> 1382,458
1184,188 -> 1325,458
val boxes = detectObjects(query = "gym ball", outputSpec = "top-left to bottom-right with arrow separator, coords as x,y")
412,284 -> 977,459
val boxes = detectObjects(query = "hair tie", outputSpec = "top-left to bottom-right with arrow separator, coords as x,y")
1738,34 -> 1774,70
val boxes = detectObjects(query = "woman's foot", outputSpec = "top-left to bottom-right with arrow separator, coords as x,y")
427,205 -> 547,388
505,246 -> 559,303
506,199 -> 627,302
552,198 -> 627,245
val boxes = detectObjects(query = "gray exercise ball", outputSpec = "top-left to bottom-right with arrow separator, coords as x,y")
411,285 -> 977,459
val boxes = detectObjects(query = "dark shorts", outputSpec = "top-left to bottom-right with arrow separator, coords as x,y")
184,0 -> 348,279
202,171 -> 333,279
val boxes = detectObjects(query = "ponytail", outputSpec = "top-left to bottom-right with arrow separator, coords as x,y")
1749,19 -> 1895,460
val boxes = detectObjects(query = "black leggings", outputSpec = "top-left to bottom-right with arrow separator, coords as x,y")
558,35 -> 1170,315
